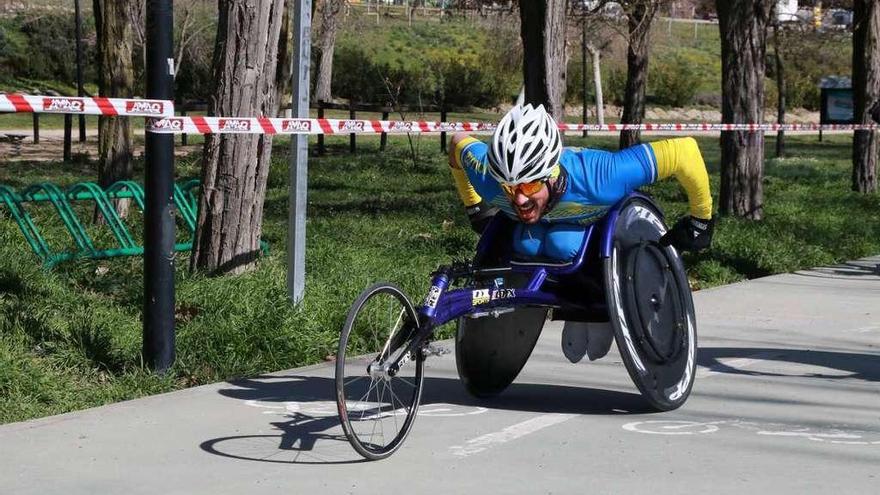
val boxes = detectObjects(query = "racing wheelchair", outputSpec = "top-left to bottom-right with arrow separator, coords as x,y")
335,193 -> 697,460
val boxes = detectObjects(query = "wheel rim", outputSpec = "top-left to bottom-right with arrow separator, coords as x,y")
337,285 -> 423,459
625,242 -> 686,364
604,199 -> 698,411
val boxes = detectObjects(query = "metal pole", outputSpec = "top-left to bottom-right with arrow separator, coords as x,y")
317,100 -> 325,155
63,115 -> 72,162
349,100 -> 356,153
582,19 -> 588,138
74,0 -> 86,142
143,0 -> 176,372
440,105 -> 447,153
289,0 -> 312,303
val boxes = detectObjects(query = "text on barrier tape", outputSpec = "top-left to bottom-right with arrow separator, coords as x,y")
145,116 -> 879,135
0,94 -> 174,117
146,117 -> 496,134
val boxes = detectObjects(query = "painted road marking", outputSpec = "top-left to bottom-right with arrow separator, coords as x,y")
449,413 -> 577,457
846,325 -> 879,333
622,419 -> 880,446
623,420 -> 721,435
244,398 -> 488,418
446,350 -> 791,457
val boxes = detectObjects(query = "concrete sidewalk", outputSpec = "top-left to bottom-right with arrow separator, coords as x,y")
1,256 -> 878,494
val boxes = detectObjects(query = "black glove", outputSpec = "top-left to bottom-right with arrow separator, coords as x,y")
660,216 -> 714,252
466,201 -> 499,234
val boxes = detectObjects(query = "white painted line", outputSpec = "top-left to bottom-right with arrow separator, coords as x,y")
449,413 -> 577,457
846,325 -> 879,333
696,351 -> 787,379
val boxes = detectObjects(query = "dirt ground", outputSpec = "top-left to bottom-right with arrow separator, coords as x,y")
0,129 -> 199,162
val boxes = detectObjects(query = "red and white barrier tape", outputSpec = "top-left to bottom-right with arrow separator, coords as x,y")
560,122 -> 879,132
2,94 -> 877,133
146,116 -> 494,134
145,116 -> 879,135
0,94 -> 174,117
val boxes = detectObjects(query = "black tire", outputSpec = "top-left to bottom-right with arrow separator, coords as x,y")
335,283 -> 424,460
603,198 -> 697,411
455,306 -> 547,398
455,272 -> 547,398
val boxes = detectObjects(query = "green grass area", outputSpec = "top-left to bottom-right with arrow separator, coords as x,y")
1,134 -> 878,425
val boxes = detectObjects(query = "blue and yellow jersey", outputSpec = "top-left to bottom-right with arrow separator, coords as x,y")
449,136 -> 712,224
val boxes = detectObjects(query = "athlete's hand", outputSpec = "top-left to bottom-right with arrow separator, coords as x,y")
466,201 -> 499,234
660,216 -> 714,252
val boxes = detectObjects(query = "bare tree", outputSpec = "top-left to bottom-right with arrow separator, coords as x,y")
191,0 -> 286,275
274,0 -> 291,114
618,0 -> 663,149
852,0 -> 879,193
716,0 -> 773,220
570,3 -> 614,127
93,0 -> 136,217
770,6 -> 786,158
314,0 -> 347,103
519,0 -> 568,119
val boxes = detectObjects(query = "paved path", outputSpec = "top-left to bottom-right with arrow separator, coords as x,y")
1,257 -> 878,494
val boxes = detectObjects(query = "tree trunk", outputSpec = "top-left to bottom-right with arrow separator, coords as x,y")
588,44 -> 605,126
314,0 -> 345,103
773,21 -> 786,158
852,0 -> 879,193
716,0 -> 772,220
191,0 -> 286,275
518,0 -> 568,120
94,0 -> 136,218
276,0 -> 291,114
619,1 -> 658,149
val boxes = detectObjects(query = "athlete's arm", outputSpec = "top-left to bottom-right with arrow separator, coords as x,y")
649,137 -> 714,251
649,137 -> 712,220
449,133 -> 498,233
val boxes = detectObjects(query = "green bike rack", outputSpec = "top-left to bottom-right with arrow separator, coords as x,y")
0,179 -> 268,268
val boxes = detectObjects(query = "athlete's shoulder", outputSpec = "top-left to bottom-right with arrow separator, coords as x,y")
456,137 -> 488,173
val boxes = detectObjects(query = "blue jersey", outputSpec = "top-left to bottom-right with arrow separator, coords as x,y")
458,139 -> 659,225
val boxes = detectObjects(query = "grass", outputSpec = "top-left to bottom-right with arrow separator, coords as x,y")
1,133 -> 878,425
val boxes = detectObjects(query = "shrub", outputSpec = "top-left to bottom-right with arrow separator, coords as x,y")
14,13 -> 97,84
650,52 -> 703,107
606,65 -> 628,106
432,52 -> 512,107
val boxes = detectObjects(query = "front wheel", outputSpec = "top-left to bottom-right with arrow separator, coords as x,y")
335,283 -> 424,460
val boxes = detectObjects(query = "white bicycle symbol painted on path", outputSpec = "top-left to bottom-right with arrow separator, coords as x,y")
244,397 -> 488,418
623,419 -> 880,445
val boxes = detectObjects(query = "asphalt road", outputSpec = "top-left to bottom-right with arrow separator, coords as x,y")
1,256 -> 878,494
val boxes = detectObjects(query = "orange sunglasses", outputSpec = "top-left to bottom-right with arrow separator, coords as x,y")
500,180 -> 546,198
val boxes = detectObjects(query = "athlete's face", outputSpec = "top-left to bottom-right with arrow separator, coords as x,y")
504,182 -> 549,224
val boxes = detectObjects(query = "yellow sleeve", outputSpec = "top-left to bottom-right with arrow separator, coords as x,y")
649,137 -> 713,219
449,136 -> 483,207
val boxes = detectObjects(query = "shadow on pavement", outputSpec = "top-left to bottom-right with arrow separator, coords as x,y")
793,261 -> 880,280
698,347 -> 880,381
200,374 -> 653,465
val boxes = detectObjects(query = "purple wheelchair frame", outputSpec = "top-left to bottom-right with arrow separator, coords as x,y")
416,192 -> 660,330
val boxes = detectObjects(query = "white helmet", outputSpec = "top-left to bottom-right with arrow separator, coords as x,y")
487,103 -> 562,185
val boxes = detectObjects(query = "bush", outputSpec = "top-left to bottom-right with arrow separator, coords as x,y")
765,31 -> 851,110
331,44 -> 380,102
12,13 -> 97,85
606,65 -> 628,106
650,52 -> 704,107
432,52 -> 512,107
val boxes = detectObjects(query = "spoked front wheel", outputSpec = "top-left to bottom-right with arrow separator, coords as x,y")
335,283 -> 425,460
